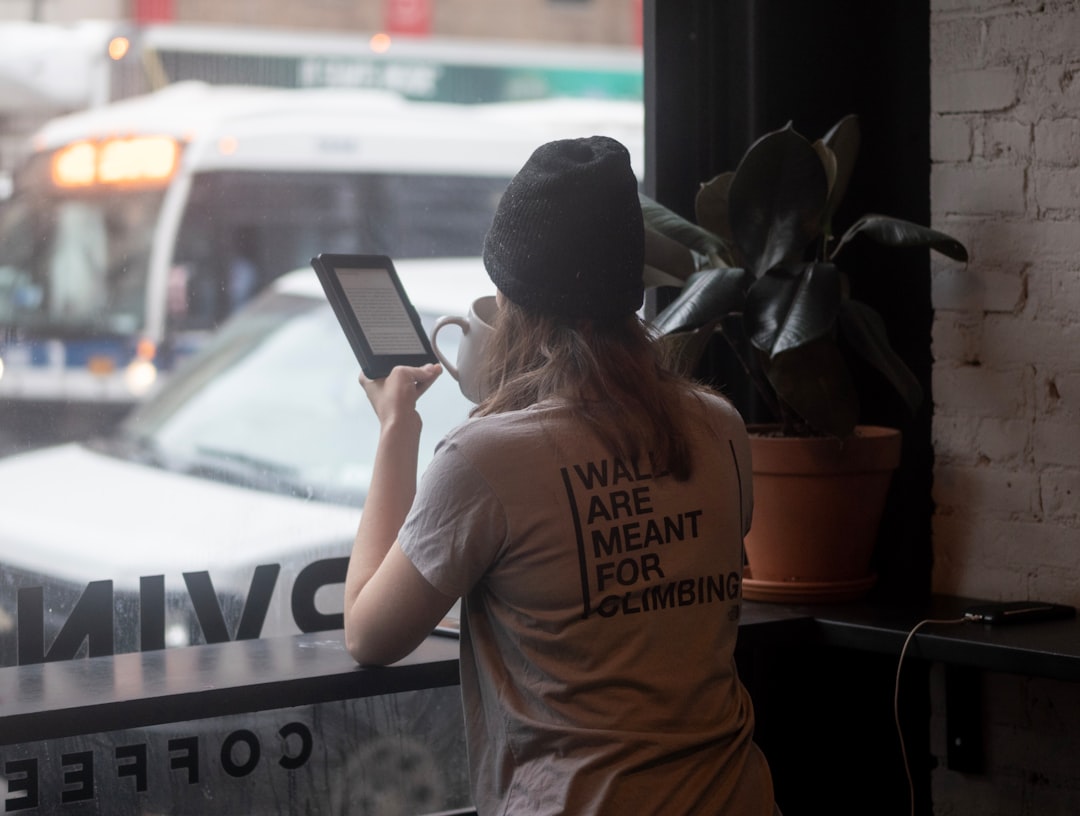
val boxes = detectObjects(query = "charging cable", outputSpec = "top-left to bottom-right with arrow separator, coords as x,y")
894,616 -> 968,816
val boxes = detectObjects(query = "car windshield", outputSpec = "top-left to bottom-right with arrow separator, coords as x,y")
98,284 -> 472,504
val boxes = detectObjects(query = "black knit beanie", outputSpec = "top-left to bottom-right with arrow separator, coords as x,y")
482,135 -> 644,321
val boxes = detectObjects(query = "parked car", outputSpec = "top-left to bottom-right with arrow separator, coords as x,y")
0,257 -> 489,814
0,257 -> 489,668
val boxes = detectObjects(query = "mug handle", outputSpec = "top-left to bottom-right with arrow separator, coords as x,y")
430,315 -> 469,381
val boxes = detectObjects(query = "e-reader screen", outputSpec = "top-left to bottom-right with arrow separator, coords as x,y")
311,253 -> 438,379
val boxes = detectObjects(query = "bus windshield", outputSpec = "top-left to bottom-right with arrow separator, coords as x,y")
0,168 -> 507,338
0,185 -> 163,335
164,169 -> 508,332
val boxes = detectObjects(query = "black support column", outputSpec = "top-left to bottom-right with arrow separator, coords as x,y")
644,2 -> 934,813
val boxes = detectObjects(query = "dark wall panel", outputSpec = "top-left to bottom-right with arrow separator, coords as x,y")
645,3 -> 934,814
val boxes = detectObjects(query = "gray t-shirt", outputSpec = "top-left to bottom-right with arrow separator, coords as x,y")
399,390 -> 775,815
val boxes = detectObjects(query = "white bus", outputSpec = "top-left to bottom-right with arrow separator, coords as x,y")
0,81 -> 643,449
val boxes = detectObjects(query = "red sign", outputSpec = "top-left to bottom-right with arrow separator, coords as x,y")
134,0 -> 174,23
385,0 -> 431,36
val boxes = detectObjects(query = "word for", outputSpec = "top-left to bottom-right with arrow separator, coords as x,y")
12,557 -> 348,665
2,722 -> 312,811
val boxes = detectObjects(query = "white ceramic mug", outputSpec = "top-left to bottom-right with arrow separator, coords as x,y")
430,295 -> 497,403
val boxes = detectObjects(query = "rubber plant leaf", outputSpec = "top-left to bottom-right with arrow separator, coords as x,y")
655,318 -> 721,378
694,171 -> 736,250
651,267 -> 751,336
838,299 -> 924,415
639,193 -> 729,261
644,227 -> 697,287
763,338 -> 860,438
812,139 -> 839,230
727,125 -> 829,278
820,114 -> 861,229
832,214 -> 970,262
743,261 -> 842,358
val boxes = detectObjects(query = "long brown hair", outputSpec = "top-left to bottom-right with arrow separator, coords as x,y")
474,299 -> 702,481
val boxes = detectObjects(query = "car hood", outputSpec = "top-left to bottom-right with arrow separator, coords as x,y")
0,443 -> 360,589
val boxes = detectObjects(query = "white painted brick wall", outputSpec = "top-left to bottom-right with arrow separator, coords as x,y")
1035,118 -> 1080,163
933,68 -> 1021,112
932,164 -> 1027,215
931,1 -> 1080,812
932,366 -> 1033,419
1036,167 -> 1080,211
931,115 -> 974,162
931,263 -> 1024,312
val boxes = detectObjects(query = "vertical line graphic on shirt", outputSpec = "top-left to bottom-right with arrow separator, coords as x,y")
560,466 -> 592,618
730,438 -> 750,570
729,439 -> 743,536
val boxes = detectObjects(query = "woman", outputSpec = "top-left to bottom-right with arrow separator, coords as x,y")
344,136 -> 777,815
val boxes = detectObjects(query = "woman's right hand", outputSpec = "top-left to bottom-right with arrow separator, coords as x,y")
358,363 -> 443,427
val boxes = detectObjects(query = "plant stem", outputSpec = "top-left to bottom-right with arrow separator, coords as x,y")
716,323 -> 781,420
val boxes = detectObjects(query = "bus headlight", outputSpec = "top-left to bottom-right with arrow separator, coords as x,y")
124,359 -> 157,396
124,337 -> 158,396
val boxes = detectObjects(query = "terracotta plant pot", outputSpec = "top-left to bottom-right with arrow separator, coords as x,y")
742,425 -> 902,603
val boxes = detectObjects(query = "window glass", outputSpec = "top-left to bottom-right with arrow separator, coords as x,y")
0,188 -> 161,333
121,292 -> 467,506
0,29 -> 642,653
0,10 -> 642,813
167,171 -> 507,331
0,691 -> 470,814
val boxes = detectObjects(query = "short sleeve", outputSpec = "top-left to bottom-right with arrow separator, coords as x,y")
398,438 -> 508,598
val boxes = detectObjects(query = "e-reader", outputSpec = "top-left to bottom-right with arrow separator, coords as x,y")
310,253 -> 438,379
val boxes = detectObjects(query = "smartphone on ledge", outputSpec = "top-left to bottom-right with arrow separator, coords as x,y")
963,600 -> 1075,625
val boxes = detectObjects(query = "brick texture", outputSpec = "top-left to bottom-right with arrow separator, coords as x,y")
931,1 -> 1080,812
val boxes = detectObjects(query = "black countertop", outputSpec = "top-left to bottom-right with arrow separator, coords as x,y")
2,595 -> 1078,746
0,630 -> 460,746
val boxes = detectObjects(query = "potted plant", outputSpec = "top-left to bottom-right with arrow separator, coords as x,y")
641,115 -> 968,602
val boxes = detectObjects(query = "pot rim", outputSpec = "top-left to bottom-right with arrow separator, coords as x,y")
746,424 -> 902,474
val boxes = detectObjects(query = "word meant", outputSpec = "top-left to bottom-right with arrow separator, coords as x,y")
3,721 -> 312,811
